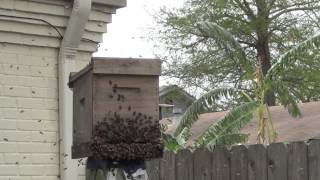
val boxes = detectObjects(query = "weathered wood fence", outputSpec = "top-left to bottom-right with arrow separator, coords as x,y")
146,140 -> 320,180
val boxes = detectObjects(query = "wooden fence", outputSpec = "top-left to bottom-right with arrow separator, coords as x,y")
145,140 -> 320,180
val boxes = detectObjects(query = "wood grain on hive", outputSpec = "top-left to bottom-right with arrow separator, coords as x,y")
69,57 -> 162,159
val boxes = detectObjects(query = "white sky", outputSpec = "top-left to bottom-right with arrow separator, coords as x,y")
93,0 -> 184,58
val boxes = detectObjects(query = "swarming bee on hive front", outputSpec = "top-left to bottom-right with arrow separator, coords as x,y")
90,80 -> 163,160
68,57 -> 163,161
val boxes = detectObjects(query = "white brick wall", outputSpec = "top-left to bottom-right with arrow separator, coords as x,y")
0,0 -> 124,179
0,44 -> 61,179
0,38 -> 94,180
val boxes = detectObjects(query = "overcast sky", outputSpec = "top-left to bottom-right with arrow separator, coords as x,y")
93,0 -> 184,58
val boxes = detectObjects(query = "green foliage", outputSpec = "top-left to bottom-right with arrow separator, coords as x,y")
163,88 -> 255,151
267,32 -> 320,79
161,127 -> 189,153
161,133 -> 182,153
266,32 -> 320,117
153,0 -> 320,103
205,133 -> 249,150
162,31 -> 320,150
157,0 -> 320,149
174,88 -> 250,136
195,101 -> 257,148
195,21 -> 255,78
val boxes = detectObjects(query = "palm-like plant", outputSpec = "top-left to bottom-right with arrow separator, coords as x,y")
162,22 -> 320,151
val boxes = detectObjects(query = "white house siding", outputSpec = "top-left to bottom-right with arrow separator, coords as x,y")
0,0 -> 124,179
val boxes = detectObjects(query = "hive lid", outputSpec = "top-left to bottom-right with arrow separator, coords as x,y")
92,57 -> 161,75
69,57 -> 162,87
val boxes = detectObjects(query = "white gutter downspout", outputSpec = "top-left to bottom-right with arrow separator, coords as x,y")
58,0 -> 91,180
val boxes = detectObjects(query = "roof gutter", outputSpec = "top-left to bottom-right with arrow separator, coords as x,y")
58,0 -> 91,179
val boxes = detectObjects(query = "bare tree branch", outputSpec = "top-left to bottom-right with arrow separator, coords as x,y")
238,40 -> 257,48
268,0 -> 277,12
270,6 -> 320,20
233,0 -> 256,21
270,0 -> 320,14
304,10 -> 320,29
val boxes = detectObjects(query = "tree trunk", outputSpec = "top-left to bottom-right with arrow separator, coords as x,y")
254,0 -> 276,106
257,39 -> 276,106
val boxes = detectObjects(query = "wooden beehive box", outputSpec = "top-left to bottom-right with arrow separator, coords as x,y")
68,58 -> 163,160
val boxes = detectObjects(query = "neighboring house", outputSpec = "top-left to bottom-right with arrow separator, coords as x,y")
159,85 -> 195,123
165,101 -> 320,145
0,0 -> 125,180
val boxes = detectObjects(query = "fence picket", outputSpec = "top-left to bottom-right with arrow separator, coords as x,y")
267,143 -> 288,180
176,149 -> 193,180
146,158 -> 160,180
288,142 -> 308,180
213,146 -> 230,180
248,144 -> 267,180
83,141 -> 320,180
308,140 -> 320,180
193,148 -> 212,180
126,140 -> 320,180
230,145 -> 248,180
159,152 -> 176,180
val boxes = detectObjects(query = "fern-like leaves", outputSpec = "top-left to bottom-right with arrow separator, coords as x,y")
196,21 -> 255,77
206,133 -> 249,150
174,88 -> 248,137
265,32 -> 320,117
266,32 -> 320,79
194,101 -> 258,149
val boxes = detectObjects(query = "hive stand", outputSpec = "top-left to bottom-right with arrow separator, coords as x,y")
86,168 -> 149,180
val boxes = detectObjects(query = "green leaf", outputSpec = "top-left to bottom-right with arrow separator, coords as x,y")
216,0 -> 228,8
174,88 -> 250,137
206,133 -> 249,150
272,81 -> 302,118
195,21 -> 255,78
266,32 -> 320,80
195,101 -> 258,147
175,127 -> 189,146
265,32 -> 320,118
161,133 -> 182,153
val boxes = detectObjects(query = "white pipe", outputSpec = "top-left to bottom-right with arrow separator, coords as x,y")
58,0 -> 91,180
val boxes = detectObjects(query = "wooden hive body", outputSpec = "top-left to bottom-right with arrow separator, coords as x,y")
69,58 -> 163,160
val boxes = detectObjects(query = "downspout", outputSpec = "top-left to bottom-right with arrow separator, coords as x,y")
58,0 -> 91,180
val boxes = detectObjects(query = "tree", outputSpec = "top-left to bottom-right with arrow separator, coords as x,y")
153,0 -> 320,106
162,31 -> 320,149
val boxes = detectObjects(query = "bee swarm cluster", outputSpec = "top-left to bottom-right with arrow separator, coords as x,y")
90,113 -> 163,160
90,81 -> 163,161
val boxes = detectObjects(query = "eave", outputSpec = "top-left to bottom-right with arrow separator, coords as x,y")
28,0 -> 126,8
